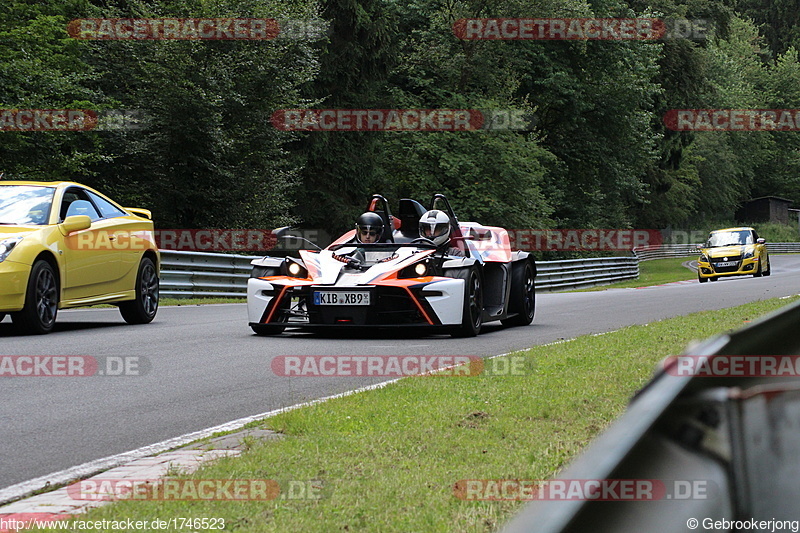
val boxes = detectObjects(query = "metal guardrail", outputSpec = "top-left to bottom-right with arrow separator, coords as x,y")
159,251 -> 640,297
633,244 -> 699,261
634,242 -> 800,261
535,257 -> 639,291
503,296 -> 800,533
764,242 -> 800,253
159,251 -> 255,298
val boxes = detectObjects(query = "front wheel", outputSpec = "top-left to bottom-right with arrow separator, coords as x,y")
450,266 -> 483,337
12,260 -> 59,334
119,257 -> 159,324
698,274 -> 708,283
753,259 -> 763,277
763,255 -> 771,276
502,260 -> 535,327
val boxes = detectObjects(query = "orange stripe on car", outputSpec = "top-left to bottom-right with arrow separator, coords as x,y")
263,285 -> 289,324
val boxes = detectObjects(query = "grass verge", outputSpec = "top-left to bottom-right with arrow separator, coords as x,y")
38,295 -> 800,532
575,256 -> 696,291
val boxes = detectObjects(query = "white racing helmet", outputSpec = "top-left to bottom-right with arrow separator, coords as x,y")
419,209 -> 451,246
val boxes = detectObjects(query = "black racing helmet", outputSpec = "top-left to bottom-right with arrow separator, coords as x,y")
355,211 -> 385,242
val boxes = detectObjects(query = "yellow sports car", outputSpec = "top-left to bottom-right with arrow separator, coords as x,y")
0,181 -> 159,333
696,227 -> 770,283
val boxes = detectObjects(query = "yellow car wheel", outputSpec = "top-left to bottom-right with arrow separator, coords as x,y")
12,260 -> 59,334
119,257 -> 159,324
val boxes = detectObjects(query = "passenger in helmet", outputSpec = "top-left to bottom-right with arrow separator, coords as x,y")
419,210 -> 451,247
355,211 -> 385,243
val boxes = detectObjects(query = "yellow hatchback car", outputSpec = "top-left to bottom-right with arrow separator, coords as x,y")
0,181 -> 159,333
697,227 -> 770,283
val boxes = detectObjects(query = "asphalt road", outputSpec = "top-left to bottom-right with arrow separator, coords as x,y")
2,255 -> 800,490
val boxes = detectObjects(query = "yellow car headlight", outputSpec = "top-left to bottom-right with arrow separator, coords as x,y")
0,236 -> 23,263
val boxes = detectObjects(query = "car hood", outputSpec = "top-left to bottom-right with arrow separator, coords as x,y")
702,245 -> 748,258
0,225 -> 42,238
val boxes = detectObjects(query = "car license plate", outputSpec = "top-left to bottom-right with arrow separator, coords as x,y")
716,261 -> 737,267
313,291 -> 370,306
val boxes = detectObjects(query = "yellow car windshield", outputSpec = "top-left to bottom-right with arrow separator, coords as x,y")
707,230 -> 753,247
0,185 -> 56,225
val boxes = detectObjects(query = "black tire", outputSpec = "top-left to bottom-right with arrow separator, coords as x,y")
450,266 -> 483,337
709,276 -> 719,282
12,260 -> 59,334
763,255 -> 771,276
119,257 -> 159,324
753,258 -> 763,277
698,274 -> 708,283
251,324 -> 286,336
502,260 -> 536,327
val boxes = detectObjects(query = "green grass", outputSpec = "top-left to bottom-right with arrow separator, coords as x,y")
37,295 -> 800,533
574,256 -> 696,291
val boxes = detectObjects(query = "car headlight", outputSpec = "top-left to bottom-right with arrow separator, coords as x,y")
0,236 -> 23,263
699,254 -> 709,263
281,257 -> 308,278
743,248 -> 754,259
398,258 -> 435,279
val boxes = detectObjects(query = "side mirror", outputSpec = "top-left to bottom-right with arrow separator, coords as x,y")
757,238 -> 766,244
695,243 -> 704,250
61,215 -> 92,233
272,226 -> 291,239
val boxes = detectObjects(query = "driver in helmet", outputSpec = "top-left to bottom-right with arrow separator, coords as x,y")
355,211 -> 385,244
419,209 -> 462,255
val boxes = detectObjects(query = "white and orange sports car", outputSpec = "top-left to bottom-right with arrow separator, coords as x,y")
247,194 -> 535,337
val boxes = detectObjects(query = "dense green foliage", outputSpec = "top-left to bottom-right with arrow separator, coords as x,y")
2,0 -> 800,235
